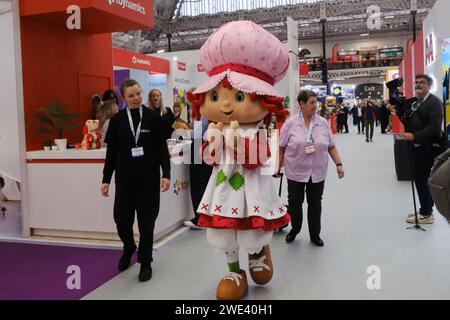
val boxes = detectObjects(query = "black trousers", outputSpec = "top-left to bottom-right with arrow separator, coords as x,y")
365,118 -> 374,141
189,140 -> 213,224
412,144 -> 435,215
114,182 -> 160,265
287,178 -> 325,239
356,117 -> 364,133
189,162 -> 212,224
380,118 -> 389,133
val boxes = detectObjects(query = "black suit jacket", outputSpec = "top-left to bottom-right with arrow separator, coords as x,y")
400,93 -> 444,144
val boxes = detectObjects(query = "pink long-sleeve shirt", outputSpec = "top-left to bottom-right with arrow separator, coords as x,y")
279,114 -> 336,183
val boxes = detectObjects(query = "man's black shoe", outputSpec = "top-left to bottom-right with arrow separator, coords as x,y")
118,249 -> 136,272
139,264 -> 152,282
311,237 -> 324,247
286,230 -> 299,243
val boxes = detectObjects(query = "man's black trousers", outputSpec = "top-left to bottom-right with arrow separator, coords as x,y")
114,182 -> 160,265
412,144 -> 435,215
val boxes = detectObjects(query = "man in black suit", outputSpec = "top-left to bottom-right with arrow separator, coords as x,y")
398,74 -> 444,224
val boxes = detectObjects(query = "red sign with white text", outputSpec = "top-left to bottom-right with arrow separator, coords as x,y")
197,64 -> 205,72
20,0 -> 154,32
113,48 -> 170,74
178,61 -> 187,71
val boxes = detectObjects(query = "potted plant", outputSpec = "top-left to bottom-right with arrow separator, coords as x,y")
33,101 -> 81,151
43,140 -> 52,151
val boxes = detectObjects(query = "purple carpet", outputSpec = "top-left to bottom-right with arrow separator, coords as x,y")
0,242 -> 136,300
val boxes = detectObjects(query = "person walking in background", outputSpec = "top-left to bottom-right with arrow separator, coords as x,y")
278,90 -> 345,246
351,102 -> 365,134
364,100 -> 377,142
148,89 -> 175,140
101,79 -> 171,282
337,103 -> 349,133
336,104 -> 344,133
379,101 -> 391,134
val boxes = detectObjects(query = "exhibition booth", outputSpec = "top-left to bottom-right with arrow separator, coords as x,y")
2,0 -> 448,242
399,0 -> 450,138
0,0 -> 196,241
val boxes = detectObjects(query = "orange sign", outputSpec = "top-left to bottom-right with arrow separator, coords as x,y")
113,48 -> 170,74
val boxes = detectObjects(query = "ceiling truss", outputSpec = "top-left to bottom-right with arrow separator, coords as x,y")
112,0 -> 436,54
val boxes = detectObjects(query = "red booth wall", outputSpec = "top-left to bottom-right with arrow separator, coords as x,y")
21,18 -> 114,151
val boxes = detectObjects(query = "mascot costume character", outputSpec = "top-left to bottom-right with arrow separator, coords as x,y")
187,20 -> 291,300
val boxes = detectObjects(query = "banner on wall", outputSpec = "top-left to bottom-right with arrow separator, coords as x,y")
113,48 -> 170,74
443,39 -> 450,140
172,60 -> 192,120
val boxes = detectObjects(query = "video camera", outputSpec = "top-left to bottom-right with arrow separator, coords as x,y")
386,78 -> 417,121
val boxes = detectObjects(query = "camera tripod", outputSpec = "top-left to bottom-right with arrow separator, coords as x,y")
406,141 -> 426,232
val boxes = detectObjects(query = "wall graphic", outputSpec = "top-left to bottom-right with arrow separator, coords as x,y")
114,69 -> 130,110
443,38 -> 450,141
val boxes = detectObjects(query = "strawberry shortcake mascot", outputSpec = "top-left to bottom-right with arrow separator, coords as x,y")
187,21 -> 291,300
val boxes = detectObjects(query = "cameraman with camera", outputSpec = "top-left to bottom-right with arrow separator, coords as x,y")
395,74 -> 444,224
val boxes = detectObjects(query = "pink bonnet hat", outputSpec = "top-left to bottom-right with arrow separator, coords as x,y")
194,21 -> 290,97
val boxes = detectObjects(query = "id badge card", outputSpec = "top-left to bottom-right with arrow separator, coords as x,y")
304,143 -> 316,155
131,147 -> 144,158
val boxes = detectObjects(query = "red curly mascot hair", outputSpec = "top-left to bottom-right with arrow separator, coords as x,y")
187,78 -> 289,129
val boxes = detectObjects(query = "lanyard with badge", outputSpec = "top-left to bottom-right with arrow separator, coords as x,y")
299,112 -> 316,155
127,106 -> 144,158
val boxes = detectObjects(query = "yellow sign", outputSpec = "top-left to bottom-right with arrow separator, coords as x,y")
446,100 -> 450,138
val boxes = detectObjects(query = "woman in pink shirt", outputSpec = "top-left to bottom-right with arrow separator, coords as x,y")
278,90 -> 345,246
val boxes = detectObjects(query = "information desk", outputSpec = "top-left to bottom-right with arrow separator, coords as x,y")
26,142 -> 194,241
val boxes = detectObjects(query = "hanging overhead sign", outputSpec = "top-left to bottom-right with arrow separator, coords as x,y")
355,83 -> 384,100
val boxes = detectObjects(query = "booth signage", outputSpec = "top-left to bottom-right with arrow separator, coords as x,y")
355,83 -> 383,100
20,0 -> 154,32
132,55 -> 151,66
197,64 -> 205,72
426,32 -> 435,66
178,61 -> 187,71
107,0 -> 146,15
113,48 -> 170,74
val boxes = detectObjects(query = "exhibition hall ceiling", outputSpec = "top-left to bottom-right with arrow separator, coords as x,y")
112,0 -> 437,53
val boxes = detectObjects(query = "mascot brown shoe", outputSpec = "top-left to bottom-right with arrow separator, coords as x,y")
248,245 -> 273,285
216,270 -> 248,300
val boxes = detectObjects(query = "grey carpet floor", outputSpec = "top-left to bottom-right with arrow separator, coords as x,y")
84,129 -> 450,300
